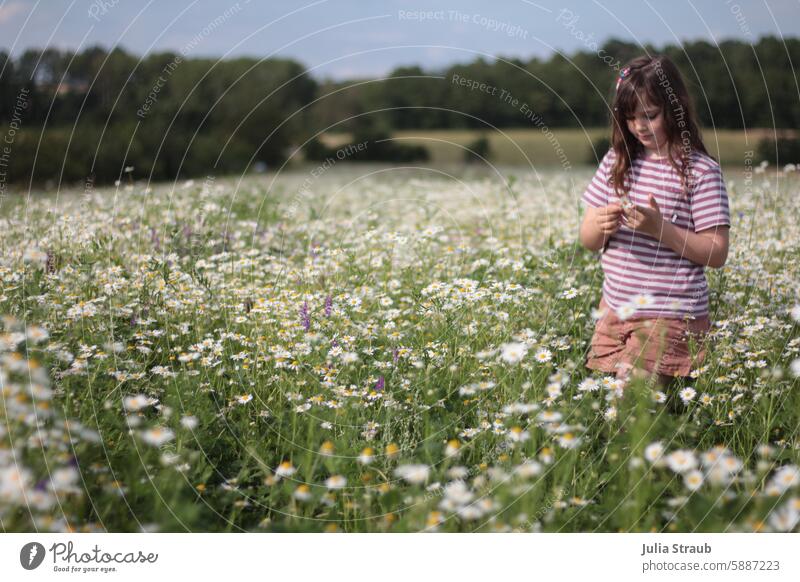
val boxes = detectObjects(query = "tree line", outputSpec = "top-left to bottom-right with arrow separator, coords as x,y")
0,36 -> 798,186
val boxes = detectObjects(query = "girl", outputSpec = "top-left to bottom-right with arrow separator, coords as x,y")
578,55 -> 731,390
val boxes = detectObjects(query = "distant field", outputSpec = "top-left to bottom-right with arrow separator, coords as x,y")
322,128 -> 790,168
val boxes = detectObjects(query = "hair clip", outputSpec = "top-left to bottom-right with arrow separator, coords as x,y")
615,66 -> 631,91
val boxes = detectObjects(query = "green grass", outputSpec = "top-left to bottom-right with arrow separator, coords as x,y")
322,128 -> 783,168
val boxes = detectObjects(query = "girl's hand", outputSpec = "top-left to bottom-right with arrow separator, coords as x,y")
622,194 -> 665,239
594,203 -> 623,236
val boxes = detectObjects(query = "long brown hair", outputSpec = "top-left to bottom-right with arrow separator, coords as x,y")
610,55 -> 711,201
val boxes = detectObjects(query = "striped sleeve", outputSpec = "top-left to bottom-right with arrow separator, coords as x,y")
581,149 -> 613,209
690,165 -> 731,232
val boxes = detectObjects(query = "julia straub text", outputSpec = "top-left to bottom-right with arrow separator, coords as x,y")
641,542 -> 711,556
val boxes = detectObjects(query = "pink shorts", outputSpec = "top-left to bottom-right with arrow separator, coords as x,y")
586,297 -> 712,378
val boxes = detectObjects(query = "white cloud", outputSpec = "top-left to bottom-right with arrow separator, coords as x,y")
0,2 -> 26,24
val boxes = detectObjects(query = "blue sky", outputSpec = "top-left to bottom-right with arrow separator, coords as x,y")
2,0 -> 798,80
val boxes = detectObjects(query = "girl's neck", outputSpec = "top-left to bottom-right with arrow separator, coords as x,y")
641,144 -> 687,161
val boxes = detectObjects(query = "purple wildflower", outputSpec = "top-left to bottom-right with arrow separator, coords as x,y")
324,294 -> 332,317
375,376 -> 385,392
392,348 -> 399,363
150,227 -> 160,250
300,301 -> 310,331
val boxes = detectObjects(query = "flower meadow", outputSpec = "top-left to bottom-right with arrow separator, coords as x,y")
1,162 -> 799,533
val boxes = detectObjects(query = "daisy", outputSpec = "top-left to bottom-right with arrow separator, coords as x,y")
293,484 -> 312,501
619,196 -> 635,211
0,466 -> 31,502
616,303 -> 638,321
22,246 -> 47,266
790,358 -> 800,378
444,439 -> 461,457
534,348 -> 552,364
631,293 -> 655,307
28,489 -> 56,511
770,465 -> 800,493
140,426 -> 174,447
180,415 -> 198,429
700,448 -> 726,468
358,447 -> 375,465
644,441 -> 664,464
456,504 -> 485,521
561,287 -> 578,299
49,467 -> 79,492
590,307 -> 607,321
507,426 -> 530,443
236,393 -> 253,405
426,511 -> 444,530
26,326 -> 49,343
500,342 -> 528,364
665,449 -> 698,474
557,432 -> 581,449
394,464 -> 430,485
447,466 -> 469,480
719,455 -> 743,474
679,387 -> 697,404
768,503 -> 800,532
705,465 -> 733,487
325,475 -> 347,490
546,383 -> 562,398
757,444 -> 775,458
441,480 -> 474,506
790,304 -> 800,322
123,394 -> 157,412
578,378 -> 600,392
319,441 -> 334,456
537,410 -> 562,424
608,375 -> 625,391
683,469 -> 704,491
503,402 -> 538,415
275,461 -> 296,478
458,384 -> 478,396
459,428 -> 481,439
514,460 -> 543,478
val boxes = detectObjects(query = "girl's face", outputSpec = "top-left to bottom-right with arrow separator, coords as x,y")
626,98 -> 668,157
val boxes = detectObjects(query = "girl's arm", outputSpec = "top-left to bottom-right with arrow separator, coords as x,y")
655,222 -> 730,268
579,207 -> 606,251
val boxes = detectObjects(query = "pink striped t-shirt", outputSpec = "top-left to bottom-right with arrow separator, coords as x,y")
581,148 -> 731,320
